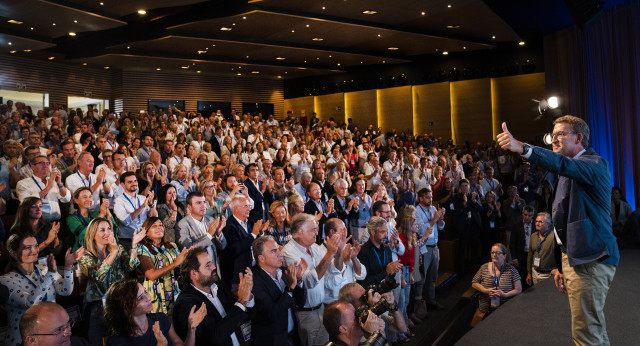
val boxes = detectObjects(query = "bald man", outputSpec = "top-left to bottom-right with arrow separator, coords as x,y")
20,302 -> 89,346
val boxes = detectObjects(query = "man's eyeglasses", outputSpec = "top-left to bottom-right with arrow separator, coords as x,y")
30,320 -> 74,337
33,161 -> 50,166
550,131 -> 575,140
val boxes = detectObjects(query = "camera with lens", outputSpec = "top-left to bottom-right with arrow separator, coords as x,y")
354,275 -> 400,324
366,275 -> 399,295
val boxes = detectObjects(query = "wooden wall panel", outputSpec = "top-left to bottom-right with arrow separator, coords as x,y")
121,71 -> 284,117
450,78 -> 493,145
284,96 -> 314,119
412,82 -> 452,138
377,86 -> 412,134
344,90 -> 377,132
315,93 -> 344,123
491,73 -> 547,142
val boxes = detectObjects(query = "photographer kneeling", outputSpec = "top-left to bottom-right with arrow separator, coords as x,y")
323,300 -> 385,346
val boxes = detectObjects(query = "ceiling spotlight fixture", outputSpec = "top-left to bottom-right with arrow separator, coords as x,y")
220,27 -> 232,31
304,60 -> 307,63
100,2 -> 104,5
8,19 -> 23,24
181,66 -> 189,69
362,10 -> 377,14
322,6 -> 326,10
69,32 -> 76,36
377,34 -> 381,37
104,66 -> 110,69
30,27 -> 34,30
421,11 -> 426,15
246,55 -> 249,58
360,61 -> 363,64
276,57 -> 285,60
463,46 -> 467,49
197,50 -> 207,54
8,42 -> 12,45
242,16 -> 246,20
52,23 -> 56,26
312,37 -> 323,41
156,68 -> 161,71
138,9 -> 146,15
74,20 -> 78,23
382,60 -> 386,63
447,4 -> 452,8
127,46 -> 130,49
232,23 -> 236,26
329,55 -> 332,57
23,49 -> 31,52
251,71 -> 260,74
492,35 -> 496,39
291,30 -> 295,33
532,96 -> 562,120
337,63 -> 341,66
442,51 -> 449,55
446,25 -> 460,29
197,70 -> 201,73
284,71 -> 288,74
277,76 -> 282,79
82,62 -> 87,66
205,47 -> 208,50
237,73 -> 242,76
306,24 -> 309,27
9,50 -> 16,54
388,47 -> 399,50
543,133 -> 553,145
519,41 -> 526,46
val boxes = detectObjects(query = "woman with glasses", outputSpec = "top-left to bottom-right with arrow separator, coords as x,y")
0,233 -> 83,346
470,243 -> 522,326
9,197 -> 62,258
67,187 -> 119,251
156,184 -> 187,243
199,178 -> 224,218
104,279 -> 206,345
137,217 -> 191,315
78,217 -> 145,346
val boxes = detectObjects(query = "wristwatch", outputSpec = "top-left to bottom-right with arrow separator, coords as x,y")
522,143 -> 533,157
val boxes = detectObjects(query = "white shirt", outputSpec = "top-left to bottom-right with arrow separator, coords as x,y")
114,192 -> 149,239
169,156 -> 192,173
281,239 -> 344,308
323,255 -> 366,304
65,171 -> 112,211
17,175 -> 71,221
412,167 -> 432,192
290,152 -> 312,182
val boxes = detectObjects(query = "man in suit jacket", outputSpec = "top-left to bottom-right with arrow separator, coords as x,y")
498,116 -> 619,345
312,166 -> 333,203
452,179 -> 483,275
357,216 -> 403,288
222,194 -> 264,290
174,247 -> 254,346
177,191 -> 227,279
509,205 -> 535,288
332,178 -> 359,231
244,163 -> 274,225
304,182 -> 337,244
251,235 -> 306,346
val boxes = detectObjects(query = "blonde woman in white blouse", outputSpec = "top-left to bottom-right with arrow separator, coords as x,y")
0,233 -> 84,346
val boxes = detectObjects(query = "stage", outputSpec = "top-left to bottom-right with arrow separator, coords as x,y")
456,248 -> 640,345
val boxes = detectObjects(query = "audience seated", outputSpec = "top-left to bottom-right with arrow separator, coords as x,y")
67,187 -> 119,251
9,197 -> 63,257
155,184 -> 186,243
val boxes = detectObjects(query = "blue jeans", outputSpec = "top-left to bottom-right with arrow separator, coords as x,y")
397,266 -> 412,337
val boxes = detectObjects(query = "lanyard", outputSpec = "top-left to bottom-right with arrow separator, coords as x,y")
537,229 -> 551,253
16,266 -> 47,301
123,193 -> 141,219
174,156 -> 182,165
76,212 -> 90,227
77,172 -> 91,187
492,263 -> 504,288
32,176 -> 44,191
373,245 -> 386,271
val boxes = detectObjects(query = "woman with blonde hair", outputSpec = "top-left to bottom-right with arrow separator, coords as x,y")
199,178 -> 224,218
265,200 -> 292,246
170,163 -> 197,205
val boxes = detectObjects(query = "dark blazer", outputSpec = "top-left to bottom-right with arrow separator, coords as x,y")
250,265 -> 305,346
313,179 -> 333,203
452,192 -> 483,234
244,178 -> 273,225
357,240 -> 393,288
304,199 -> 337,244
332,195 -> 360,228
221,216 -> 255,287
509,221 -> 533,264
209,135 -> 222,157
526,146 -> 619,267
174,282 -> 251,346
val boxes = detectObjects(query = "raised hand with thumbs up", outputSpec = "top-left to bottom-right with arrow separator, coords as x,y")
496,122 -> 524,154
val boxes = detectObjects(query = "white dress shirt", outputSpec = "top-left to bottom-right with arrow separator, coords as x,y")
114,192 -> 149,239
65,171 -> 112,211
17,175 -> 71,221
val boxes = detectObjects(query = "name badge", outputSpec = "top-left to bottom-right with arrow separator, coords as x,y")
467,211 -> 471,219
450,202 -> 454,210
489,221 -> 495,229
524,186 -> 529,193
534,257 -> 541,267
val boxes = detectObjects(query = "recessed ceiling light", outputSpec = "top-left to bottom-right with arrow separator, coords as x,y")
251,71 -> 260,74
446,25 -> 460,29
447,4 -> 452,8
312,37 -> 323,41
232,23 -> 236,26
205,47 -> 208,50
181,66 -> 189,69
74,20 -> 78,23
277,76 -> 282,79
127,46 -> 130,49
304,60 -> 307,63
463,46 -> 467,49
276,57 -> 285,60
156,68 -> 161,70
8,42 -> 12,45
23,49 -> 31,52
138,9 -> 146,15
197,50 -> 207,54
291,30 -> 295,33
322,6 -> 326,10
100,2 -> 104,5
242,16 -> 246,20
443,51 -> 449,55
519,41 -> 525,46
9,50 -> 16,54
306,24 -> 309,27
238,66 -> 242,69
52,23 -> 56,26
382,60 -> 386,63
337,63 -> 341,66
362,10 -> 377,15
316,58 -> 320,60
329,55 -> 332,58
69,32 -> 76,36
388,47 -> 399,50
104,66 -> 109,69
492,35 -> 496,39
237,73 -> 242,76
220,27 -> 232,31
197,71 -> 201,73
82,62 -> 87,65
7,19 -> 23,24
360,61 -> 363,64
421,11 -> 426,15
285,72 -> 288,74
377,34 -> 381,37
30,27 -> 34,30
246,55 -> 249,58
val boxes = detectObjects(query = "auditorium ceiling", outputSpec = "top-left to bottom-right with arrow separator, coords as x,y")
0,0 -> 605,79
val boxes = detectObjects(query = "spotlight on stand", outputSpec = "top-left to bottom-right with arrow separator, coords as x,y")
543,133 -> 553,145
532,96 -> 562,120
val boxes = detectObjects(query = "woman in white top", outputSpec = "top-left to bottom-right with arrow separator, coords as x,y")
0,233 -> 83,346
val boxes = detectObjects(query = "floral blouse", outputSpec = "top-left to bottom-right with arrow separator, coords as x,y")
0,264 -> 73,346
137,243 -> 181,315
79,244 -> 139,303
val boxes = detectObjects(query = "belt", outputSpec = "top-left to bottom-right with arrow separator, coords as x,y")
534,268 -> 552,274
298,303 -> 323,312
425,244 -> 437,248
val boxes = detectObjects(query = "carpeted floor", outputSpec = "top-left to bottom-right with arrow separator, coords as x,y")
456,248 -> 640,345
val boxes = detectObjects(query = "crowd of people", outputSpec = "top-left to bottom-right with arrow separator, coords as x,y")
0,99 -> 637,346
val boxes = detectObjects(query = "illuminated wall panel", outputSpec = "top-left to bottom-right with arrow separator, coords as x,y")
377,86 -> 413,134
315,93 -> 345,122
491,72 -> 547,142
344,90 -> 378,131
412,82 -> 452,137
450,78 -> 493,144
284,96 -> 314,119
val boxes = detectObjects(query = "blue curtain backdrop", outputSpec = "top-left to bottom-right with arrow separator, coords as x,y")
545,0 -> 640,209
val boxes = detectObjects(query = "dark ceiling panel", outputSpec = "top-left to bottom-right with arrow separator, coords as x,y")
56,0 -> 207,17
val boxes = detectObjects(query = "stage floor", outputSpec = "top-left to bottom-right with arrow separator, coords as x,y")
456,248 -> 640,345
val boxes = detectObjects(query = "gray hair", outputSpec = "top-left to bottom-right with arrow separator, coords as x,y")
252,235 -> 275,260
290,213 -> 315,236
300,172 -> 312,180
366,216 -> 387,234
230,194 -> 248,209
536,212 -> 552,224
333,178 -> 348,189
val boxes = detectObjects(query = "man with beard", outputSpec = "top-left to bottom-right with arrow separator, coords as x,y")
174,247 -> 254,346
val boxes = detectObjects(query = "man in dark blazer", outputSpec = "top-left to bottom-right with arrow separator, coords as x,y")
174,247 -> 255,346
244,163 -> 273,225
304,182 -> 337,244
452,179 -> 483,275
357,216 -> 403,288
498,116 -> 619,345
332,178 -> 360,232
312,166 -> 333,203
222,194 -> 263,290
250,235 -> 306,346
509,205 -> 535,288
